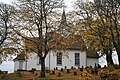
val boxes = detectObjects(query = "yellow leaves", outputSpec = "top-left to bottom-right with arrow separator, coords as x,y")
86,2 -> 93,12
70,28 -> 76,33
0,47 -> 17,55
27,13 -> 33,18
84,16 -> 93,21
23,11 -> 34,19
85,34 -> 99,40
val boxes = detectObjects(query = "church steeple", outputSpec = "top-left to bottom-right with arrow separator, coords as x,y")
58,8 -> 69,36
60,8 -> 67,26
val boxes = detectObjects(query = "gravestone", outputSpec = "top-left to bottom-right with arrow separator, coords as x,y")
60,68 -> 63,72
78,66 -> 80,69
57,72 -> 62,77
80,66 -> 84,71
94,63 -> 98,74
52,71 -> 55,74
74,71 -> 77,76
67,69 -> 70,73
56,67 -> 58,70
65,66 -> 67,69
71,66 -> 74,69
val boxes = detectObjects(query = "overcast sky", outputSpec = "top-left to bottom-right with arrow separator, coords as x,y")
0,0 -> 75,9
0,0 -> 94,11
0,0 -> 12,4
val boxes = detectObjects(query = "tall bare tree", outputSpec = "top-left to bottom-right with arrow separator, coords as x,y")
0,3 -> 16,64
0,3 -> 10,47
12,0 -> 65,77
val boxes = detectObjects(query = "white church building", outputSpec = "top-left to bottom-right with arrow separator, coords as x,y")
14,43 -> 98,71
14,10 -> 99,71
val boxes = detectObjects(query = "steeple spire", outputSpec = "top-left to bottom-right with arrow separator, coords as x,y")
58,8 -> 68,36
60,8 -> 67,26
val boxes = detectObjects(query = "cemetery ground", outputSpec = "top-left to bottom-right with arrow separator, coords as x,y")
0,65 -> 120,80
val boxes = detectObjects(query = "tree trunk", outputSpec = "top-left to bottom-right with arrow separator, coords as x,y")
40,58 -> 45,78
113,41 -> 120,66
104,49 -> 109,64
118,54 -> 120,67
109,48 -> 114,65
116,48 -> 120,67
104,48 -> 114,66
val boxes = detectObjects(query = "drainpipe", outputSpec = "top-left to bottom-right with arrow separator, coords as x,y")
49,52 -> 50,70
25,60 -> 27,70
25,50 -> 27,70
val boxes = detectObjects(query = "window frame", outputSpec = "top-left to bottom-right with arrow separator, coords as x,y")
56,52 -> 62,65
75,53 -> 80,66
37,58 -> 41,65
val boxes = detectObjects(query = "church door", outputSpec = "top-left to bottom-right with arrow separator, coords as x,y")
19,61 -> 23,70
